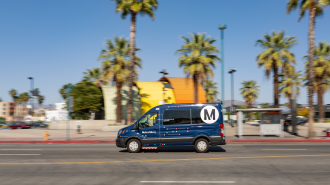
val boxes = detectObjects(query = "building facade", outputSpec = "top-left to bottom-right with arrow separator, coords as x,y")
0,102 -> 15,121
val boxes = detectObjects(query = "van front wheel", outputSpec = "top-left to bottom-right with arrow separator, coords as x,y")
127,139 -> 141,153
195,138 -> 209,153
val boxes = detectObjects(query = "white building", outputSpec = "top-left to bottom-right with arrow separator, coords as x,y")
45,103 -> 68,121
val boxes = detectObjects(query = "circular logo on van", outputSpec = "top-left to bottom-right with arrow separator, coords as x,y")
200,106 -> 219,124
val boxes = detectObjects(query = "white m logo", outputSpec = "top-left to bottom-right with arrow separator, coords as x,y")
200,106 -> 219,124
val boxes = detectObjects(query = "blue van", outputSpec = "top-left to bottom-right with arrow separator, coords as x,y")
116,103 -> 226,153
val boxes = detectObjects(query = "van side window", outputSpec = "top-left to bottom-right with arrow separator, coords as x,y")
138,112 -> 158,129
191,109 -> 205,124
163,109 -> 190,125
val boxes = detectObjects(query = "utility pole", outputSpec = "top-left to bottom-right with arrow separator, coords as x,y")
66,85 -> 73,141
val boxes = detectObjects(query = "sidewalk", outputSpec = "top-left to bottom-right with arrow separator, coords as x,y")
0,122 -> 329,143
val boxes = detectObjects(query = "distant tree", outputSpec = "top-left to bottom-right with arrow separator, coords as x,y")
177,33 -> 220,103
203,81 -> 218,103
303,42 -> 330,122
256,31 -> 297,108
0,98 -> 2,102
59,83 -> 74,100
240,80 -> 260,120
280,70 -> 302,107
19,92 -> 30,105
83,68 -> 102,85
114,0 -> 158,125
38,95 -> 45,106
9,89 -> 17,103
259,103 -> 272,108
287,0 -> 330,137
99,37 -> 141,123
71,81 -> 103,116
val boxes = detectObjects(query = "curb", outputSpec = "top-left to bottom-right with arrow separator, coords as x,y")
0,139 -> 329,144
0,141 -> 116,144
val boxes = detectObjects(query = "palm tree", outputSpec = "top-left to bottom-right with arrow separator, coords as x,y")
203,81 -> 219,103
303,42 -> 330,122
280,70 -> 302,108
38,95 -> 45,106
256,31 -> 297,108
115,0 -> 158,125
240,80 -> 260,120
176,33 -> 220,103
99,37 -> 141,123
287,0 -> 330,137
83,68 -> 102,85
19,92 -> 30,105
9,89 -> 17,103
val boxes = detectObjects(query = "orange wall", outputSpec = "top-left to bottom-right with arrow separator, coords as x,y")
159,77 -> 207,103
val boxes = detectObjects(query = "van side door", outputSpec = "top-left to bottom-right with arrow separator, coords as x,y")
160,109 -> 193,145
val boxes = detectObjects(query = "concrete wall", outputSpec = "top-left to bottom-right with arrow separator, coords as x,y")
49,120 -> 117,130
101,85 -> 142,121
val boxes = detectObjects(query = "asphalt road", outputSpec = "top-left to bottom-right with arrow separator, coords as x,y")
0,143 -> 330,185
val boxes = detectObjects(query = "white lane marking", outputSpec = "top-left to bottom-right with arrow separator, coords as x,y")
140,181 -> 235,184
0,154 -> 41,155
1,149 -> 42,150
262,149 -> 307,150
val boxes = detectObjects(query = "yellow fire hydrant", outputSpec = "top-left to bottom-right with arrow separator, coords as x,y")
43,131 -> 50,141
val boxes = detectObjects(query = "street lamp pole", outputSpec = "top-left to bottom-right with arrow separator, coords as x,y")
159,69 -> 168,104
218,24 -> 227,108
228,68 -> 236,126
66,85 -> 73,141
27,77 -> 34,116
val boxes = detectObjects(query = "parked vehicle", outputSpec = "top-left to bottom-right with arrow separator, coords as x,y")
9,122 -> 32,129
116,103 -> 226,153
31,122 -> 48,128
0,123 -> 8,128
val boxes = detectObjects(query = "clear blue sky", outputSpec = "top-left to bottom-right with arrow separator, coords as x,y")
1,0 -> 330,105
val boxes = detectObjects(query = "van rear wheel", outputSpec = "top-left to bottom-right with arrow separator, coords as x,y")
195,138 -> 209,153
127,139 -> 141,153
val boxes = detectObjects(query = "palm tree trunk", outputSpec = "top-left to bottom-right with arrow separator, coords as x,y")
127,12 -> 137,125
273,65 -> 279,108
193,75 -> 198,103
317,77 -> 324,123
248,102 -> 252,121
116,80 -> 123,123
308,3 -> 316,138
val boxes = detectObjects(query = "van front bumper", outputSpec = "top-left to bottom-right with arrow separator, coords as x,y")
116,138 -> 126,148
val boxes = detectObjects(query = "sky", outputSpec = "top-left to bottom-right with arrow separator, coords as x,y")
0,0 -> 330,106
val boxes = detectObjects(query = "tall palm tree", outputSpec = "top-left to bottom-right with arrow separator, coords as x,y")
303,42 -> 330,122
115,0 -> 157,125
176,33 -> 220,103
240,80 -> 260,120
203,81 -> 219,103
287,0 -> 330,137
38,95 -> 45,106
256,31 -> 297,108
280,70 -> 302,107
99,37 -> 141,123
83,68 -> 102,85
9,89 -> 17,103
19,92 -> 30,105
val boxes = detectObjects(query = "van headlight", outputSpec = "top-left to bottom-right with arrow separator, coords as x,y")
118,129 -> 122,136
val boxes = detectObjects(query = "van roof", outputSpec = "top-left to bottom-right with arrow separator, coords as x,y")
156,103 -> 221,109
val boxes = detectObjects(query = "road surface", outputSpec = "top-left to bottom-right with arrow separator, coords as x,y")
0,143 -> 329,185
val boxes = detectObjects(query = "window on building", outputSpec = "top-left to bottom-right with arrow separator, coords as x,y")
163,109 -> 191,125
3,112 -> 5,115
191,109 -> 205,124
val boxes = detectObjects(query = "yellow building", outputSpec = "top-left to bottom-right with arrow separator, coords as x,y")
135,81 -> 176,115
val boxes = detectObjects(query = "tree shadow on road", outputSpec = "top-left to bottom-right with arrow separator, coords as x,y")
119,146 -> 226,153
